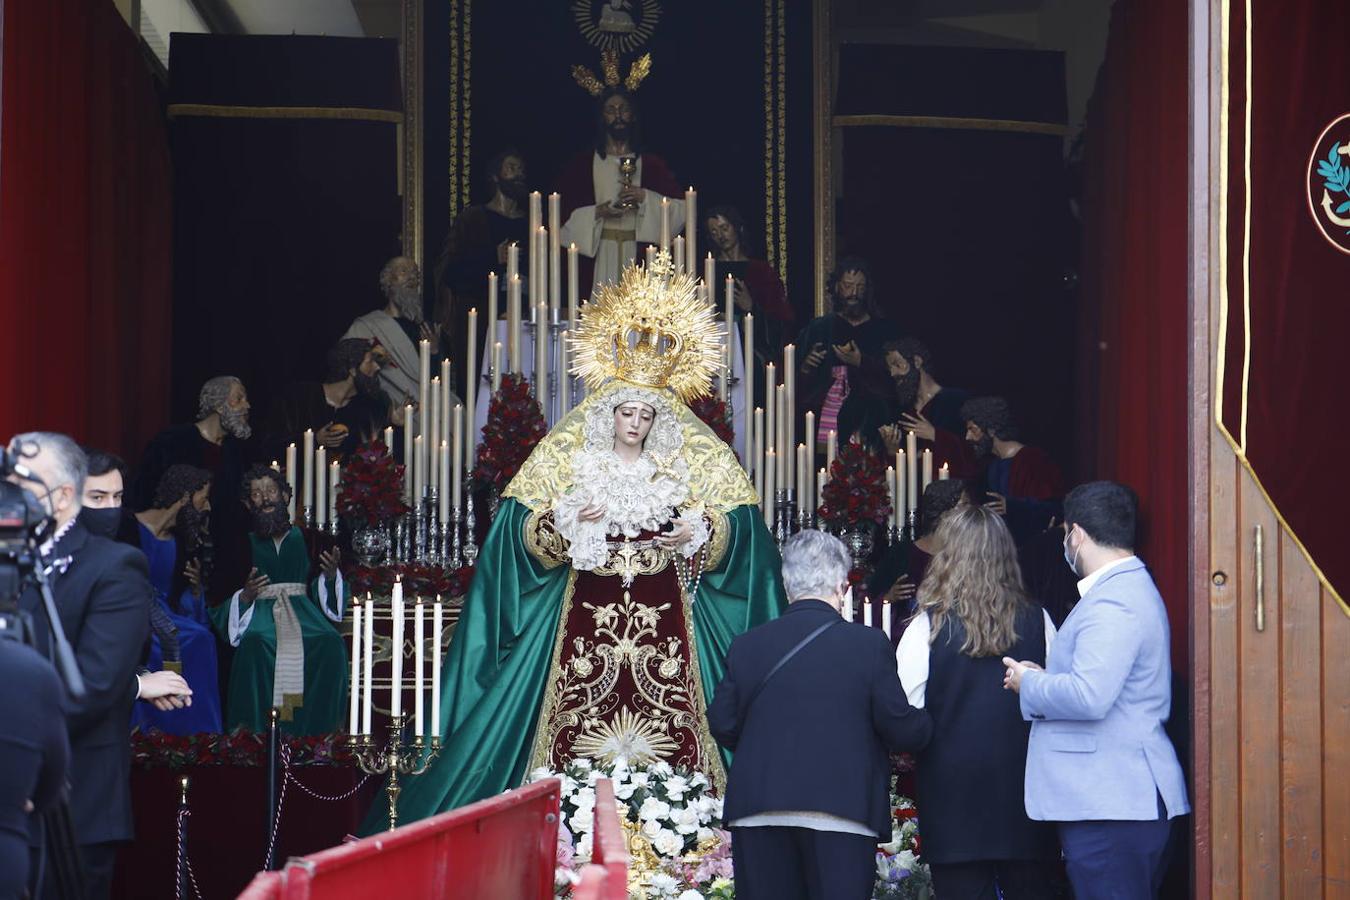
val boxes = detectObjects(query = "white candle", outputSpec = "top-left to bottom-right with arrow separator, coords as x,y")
753,408 -> 764,499
723,275 -> 735,402
329,460 -> 340,525
796,444 -> 807,512
432,596 -> 443,738
804,411 -> 815,484
548,193 -> 561,322
783,344 -> 795,476
440,358 -> 451,443
285,443 -> 297,521
645,245 -> 656,268
763,449 -> 776,527
765,362 -> 776,452
428,376 -> 440,494
672,235 -> 685,275
362,592 -> 373,735
743,313 -> 755,461
882,600 -> 893,640
492,341 -> 503,392
534,302 -> 548,400
508,276 -> 522,373
776,384 -> 789,498
314,447 -> 327,527
506,241 -> 519,284
451,404 -> 463,510
438,440 -> 449,523
403,405 -> 414,502
528,192 -> 541,311
567,244 -> 579,326
887,465 -> 898,529
349,597 -> 362,735
302,429 -> 314,517
270,459 -> 280,473
391,580 -> 404,717
922,449 -> 933,493
660,197 -> 671,250
559,330 -> 572,417
465,307 -> 477,461
896,449 -> 907,520
865,596 -> 874,628
684,187 -> 697,272
817,467 -> 826,513
418,338 -> 431,444
486,271 -> 498,336
413,435 -> 424,503
414,597 -> 424,737
533,226 -> 547,323
939,462 -> 950,481
906,430 -> 919,512
843,585 -> 854,622
826,429 -> 838,476
703,253 -> 715,306
383,426 -> 394,455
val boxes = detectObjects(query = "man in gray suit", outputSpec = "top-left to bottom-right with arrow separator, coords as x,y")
1002,481 -> 1188,899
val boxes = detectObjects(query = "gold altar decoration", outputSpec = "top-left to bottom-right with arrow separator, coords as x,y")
572,49 -> 653,97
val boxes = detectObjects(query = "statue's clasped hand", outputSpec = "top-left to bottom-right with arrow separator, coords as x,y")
655,517 -> 693,550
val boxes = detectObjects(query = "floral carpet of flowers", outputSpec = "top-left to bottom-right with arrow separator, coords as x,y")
529,758 -> 931,899
335,440 -> 410,528
130,727 -> 353,770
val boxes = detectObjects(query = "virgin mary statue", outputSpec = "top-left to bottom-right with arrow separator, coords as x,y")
371,253 -> 786,829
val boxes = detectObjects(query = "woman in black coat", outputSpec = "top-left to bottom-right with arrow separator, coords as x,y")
895,505 -> 1059,899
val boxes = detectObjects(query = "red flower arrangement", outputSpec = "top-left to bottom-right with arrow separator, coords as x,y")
349,561 -> 476,599
471,373 -> 547,494
336,441 -> 410,527
689,393 -> 737,450
817,437 -> 892,530
131,727 -> 354,770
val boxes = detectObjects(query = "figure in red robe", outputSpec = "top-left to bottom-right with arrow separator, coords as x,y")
556,87 -> 684,295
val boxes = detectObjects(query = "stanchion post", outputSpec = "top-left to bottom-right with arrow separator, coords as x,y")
265,707 -> 279,870
177,776 -> 191,900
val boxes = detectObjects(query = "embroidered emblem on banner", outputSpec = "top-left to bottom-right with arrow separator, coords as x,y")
1308,113 -> 1350,255
573,0 -> 661,54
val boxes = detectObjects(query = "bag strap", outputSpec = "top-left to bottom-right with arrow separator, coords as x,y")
743,618 -> 842,712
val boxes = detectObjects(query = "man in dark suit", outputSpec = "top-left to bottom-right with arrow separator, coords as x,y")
708,529 -> 932,900
6,432 -> 155,899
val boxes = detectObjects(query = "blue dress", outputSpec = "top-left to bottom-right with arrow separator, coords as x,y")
131,523 -> 223,735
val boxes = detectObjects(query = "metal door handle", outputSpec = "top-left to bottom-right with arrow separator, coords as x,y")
1254,524 -> 1265,633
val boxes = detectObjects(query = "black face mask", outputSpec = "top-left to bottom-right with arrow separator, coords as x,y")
79,506 -> 123,540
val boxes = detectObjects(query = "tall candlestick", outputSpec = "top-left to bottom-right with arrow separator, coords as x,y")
559,329 -> 572,417
301,429 -> 314,517
432,596 -> 443,737
418,338 -> 431,441
763,449 -> 776,527
534,303 -> 548,400
826,429 -> 838,476
465,307 -> 478,460
414,597 -> 424,737
548,193 -> 561,322
896,449 -> 907,520
567,244 -> 579,325
285,443 -> 297,521
817,467 -> 826,513
939,462 -> 950,481
672,235 -> 685,275
843,585 -> 854,622
703,253 -> 715,306
390,581 -> 404,717
783,344 -> 795,470
660,197 -> 671,250
383,426 -> 394,455
349,597 -> 362,735
314,446 -> 326,527
438,440 -> 449,523
906,431 -> 919,512
684,187 -> 697,271
804,411 -> 815,477
528,193 -> 541,311
492,342 -> 503,391
533,226 -> 547,323
508,275 -> 522,373
486,271 -> 498,332
451,404 -> 463,511
921,448 -> 933,493
797,444 -> 808,512
413,435 -> 425,503
765,362 -> 776,452
440,358 -> 451,441
743,313 -> 755,463
362,592 -> 373,735
329,460 -> 340,525
865,595 -> 874,628
753,408 -> 764,498
428,377 -> 440,494
403,405 -> 414,501
882,600 -> 893,640
645,245 -> 656,268
776,384 -> 789,499
506,241 -> 519,283
887,466 -> 898,529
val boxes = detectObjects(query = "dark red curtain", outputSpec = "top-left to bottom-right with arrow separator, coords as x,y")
0,0 -> 171,459
1077,0 -> 1190,666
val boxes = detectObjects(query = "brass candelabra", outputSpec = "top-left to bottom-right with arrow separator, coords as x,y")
349,713 -> 441,831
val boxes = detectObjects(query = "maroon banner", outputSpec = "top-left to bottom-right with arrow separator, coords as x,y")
1220,0 -> 1350,604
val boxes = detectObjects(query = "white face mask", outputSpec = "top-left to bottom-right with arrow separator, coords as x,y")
1063,526 -> 1083,577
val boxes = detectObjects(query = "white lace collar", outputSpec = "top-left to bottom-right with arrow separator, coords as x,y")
568,447 -> 689,538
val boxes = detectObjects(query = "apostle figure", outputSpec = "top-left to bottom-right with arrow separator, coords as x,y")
131,465 -> 222,735
343,257 -> 452,414
961,397 -> 1064,546
210,465 -> 348,735
263,338 -> 390,462
558,86 -> 684,294
368,253 -> 784,830
796,258 -> 900,448
704,204 -> 795,382
132,375 -> 256,567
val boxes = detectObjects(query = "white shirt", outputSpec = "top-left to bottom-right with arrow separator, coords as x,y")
896,608 -> 1057,708
1076,554 -> 1140,598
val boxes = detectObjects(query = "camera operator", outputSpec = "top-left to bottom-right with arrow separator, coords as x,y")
0,628 -> 69,900
4,432 -> 163,900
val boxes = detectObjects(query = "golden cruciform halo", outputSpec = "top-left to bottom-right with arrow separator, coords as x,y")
570,250 -> 723,404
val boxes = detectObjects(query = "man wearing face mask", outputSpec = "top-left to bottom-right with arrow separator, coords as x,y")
709,529 -> 932,899
6,432 -> 153,899
1003,481 -> 1188,900
263,338 -> 392,462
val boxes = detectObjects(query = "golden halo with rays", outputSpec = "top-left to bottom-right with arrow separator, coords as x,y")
569,250 -> 722,404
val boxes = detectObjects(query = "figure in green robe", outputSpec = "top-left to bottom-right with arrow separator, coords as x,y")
211,465 -> 349,735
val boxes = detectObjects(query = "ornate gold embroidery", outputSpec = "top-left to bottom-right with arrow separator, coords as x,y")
593,540 -> 671,585
703,510 -> 731,573
527,568 -> 581,773
523,510 -> 568,569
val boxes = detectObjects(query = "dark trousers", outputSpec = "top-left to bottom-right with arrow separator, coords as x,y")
35,841 -> 117,900
730,826 -> 876,900
1057,818 -> 1172,900
927,859 -> 1056,900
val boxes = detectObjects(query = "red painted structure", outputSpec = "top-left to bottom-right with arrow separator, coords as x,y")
584,779 -> 630,900
236,779 -> 560,898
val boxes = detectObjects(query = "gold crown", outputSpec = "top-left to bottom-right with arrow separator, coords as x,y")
571,50 -> 652,97
571,250 -> 722,403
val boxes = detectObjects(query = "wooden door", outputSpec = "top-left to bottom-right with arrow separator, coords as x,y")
1191,2 -> 1350,896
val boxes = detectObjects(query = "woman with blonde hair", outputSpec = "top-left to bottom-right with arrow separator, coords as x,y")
896,504 -> 1058,899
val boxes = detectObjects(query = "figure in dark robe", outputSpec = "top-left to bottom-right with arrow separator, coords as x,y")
263,338 -> 390,463
557,87 -> 684,293
796,258 -> 900,447
878,338 -> 973,476
960,397 -> 1064,546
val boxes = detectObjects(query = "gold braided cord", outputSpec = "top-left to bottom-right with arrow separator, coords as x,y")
448,0 -> 460,221
504,380 -> 758,515
775,0 -> 787,281
461,0 -> 472,211
762,0 -> 775,271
